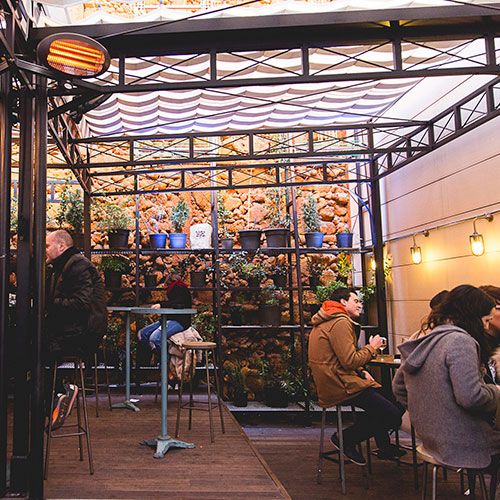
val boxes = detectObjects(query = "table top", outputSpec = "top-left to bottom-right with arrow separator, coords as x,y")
368,355 -> 401,368
107,306 -> 196,315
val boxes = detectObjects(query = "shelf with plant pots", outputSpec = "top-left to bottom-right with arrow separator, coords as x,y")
140,248 -> 214,255
91,249 -> 136,255
298,246 -> 372,254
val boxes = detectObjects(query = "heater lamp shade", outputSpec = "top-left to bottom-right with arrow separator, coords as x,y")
37,33 -> 110,78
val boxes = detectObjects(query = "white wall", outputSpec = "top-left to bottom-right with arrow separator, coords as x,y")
381,115 -> 500,346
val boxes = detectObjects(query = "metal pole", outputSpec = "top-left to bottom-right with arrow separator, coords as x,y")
29,75 -> 47,500
0,69 -> 12,499
367,132 -> 388,337
10,80 -> 34,496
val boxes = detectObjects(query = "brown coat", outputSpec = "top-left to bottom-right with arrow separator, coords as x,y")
308,308 -> 379,407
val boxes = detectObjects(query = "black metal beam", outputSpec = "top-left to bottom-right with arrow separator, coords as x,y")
29,6 -> 500,58
0,68 -> 11,500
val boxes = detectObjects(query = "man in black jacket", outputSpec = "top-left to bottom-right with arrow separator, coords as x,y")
45,229 -> 107,428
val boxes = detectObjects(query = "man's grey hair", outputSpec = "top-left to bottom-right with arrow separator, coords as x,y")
48,229 -> 73,247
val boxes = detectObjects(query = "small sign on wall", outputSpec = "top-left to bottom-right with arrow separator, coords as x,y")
190,223 -> 212,248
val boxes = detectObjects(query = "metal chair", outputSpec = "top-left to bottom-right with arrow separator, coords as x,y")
317,404 -> 369,495
418,445 -> 497,500
175,341 -> 225,443
44,357 -> 93,478
86,340 -> 113,417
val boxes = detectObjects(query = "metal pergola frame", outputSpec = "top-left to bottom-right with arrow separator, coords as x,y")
1,1 -> 500,498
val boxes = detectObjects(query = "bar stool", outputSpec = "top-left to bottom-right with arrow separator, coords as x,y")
418,445 -> 495,500
86,340 -> 113,417
44,357 -> 94,479
175,341 -> 225,443
317,404 -> 369,495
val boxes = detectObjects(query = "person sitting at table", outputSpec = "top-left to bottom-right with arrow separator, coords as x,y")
393,284 -> 500,469
308,287 -> 405,466
137,273 -> 192,357
480,285 -> 500,385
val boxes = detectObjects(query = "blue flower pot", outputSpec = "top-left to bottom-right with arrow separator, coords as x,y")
169,233 -> 187,249
336,232 -> 353,248
149,233 -> 167,249
305,232 -> 324,248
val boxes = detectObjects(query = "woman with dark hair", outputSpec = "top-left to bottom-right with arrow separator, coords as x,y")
481,285 -> 500,385
393,285 -> 500,469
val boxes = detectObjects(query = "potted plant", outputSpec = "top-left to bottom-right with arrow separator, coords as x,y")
225,362 -> 248,407
336,226 -> 354,248
240,261 -> 266,289
302,194 -> 324,248
259,285 -> 282,326
263,187 -> 290,248
190,262 -> 210,288
98,202 -> 133,249
218,194 -> 234,250
171,257 -> 190,280
315,280 -> 345,305
147,207 -> 167,249
99,255 -> 132,289
55,183 -> 84,248
140,260 -> 157,288
336,252 -> 353,285
306,257 -> 325,289
169,198 -> 190,248
258,359 -> 289,408
268,262 -> 288,289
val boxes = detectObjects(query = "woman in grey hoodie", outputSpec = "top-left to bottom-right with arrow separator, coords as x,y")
393,285 -> 500,469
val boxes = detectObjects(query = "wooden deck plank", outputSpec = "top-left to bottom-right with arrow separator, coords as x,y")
41,394 -> 289,499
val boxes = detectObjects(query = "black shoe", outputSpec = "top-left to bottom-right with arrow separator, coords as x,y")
330,433 -> 367,466
377,444 -> 407,460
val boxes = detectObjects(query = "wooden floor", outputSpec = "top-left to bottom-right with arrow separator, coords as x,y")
41,393 -> 289,499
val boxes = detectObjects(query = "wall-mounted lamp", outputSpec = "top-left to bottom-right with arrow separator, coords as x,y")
37,33 -> 110,78
469,214 -> 494,256
410,231 -> 429,265
369,256 -> 377,271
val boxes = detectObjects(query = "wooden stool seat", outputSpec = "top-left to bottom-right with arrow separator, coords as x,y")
182,341 -> 217,349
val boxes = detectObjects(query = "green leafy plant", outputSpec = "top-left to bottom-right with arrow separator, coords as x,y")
147,206 -> 166,233
315,280 -> 345,303
192,306 -> 217,342
98,202 -> 132,232
55,183 -> 84,233
265,187 -> 290,228
302,194 -> 321,233
240,262 -> 266,282
336,252 -> 353,284
260,284 -> 282,306
171,257 -> 190,279
104,317 -> 124,352
307,258 -> 325,281
139,259 -> 155,275
10,197 -> 17,232
224,361 -> 247,399
218,193 -> 233,238
170,198 -> 190,233
99,255 -> 132,274
359,283 -> 376,303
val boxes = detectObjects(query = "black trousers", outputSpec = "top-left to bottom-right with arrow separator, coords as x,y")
343,388 -> 403,450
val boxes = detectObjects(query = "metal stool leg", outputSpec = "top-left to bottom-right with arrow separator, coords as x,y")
337,405 -> 346,495
78,360 -> 94,475
74,361 -> 84,461
317,408 -> 326,484
93,353 -> 100,417
175,350 -> 188,438
431,465 -> 438,500
102,343 -> 112,410
205,350 -> 215,443
478,472 -> 488,500
422,462 -> 428,500
211,349 -> 225,434
411,424 -> 419,491
188,350 -> 195,431
44,362 -> 58,480
366,438 -> 372,474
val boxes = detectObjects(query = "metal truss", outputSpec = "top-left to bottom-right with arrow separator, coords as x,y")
89,160 -> 366,197
376,76 -> 500,177
28,10 -> 500,96
65,123 -> 425,170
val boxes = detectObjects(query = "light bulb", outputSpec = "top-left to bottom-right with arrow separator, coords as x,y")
410,244 -> 422,265
469,232 -> 485,256
370,256 -> 376,271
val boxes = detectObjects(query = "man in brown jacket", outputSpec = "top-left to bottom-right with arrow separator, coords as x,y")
308,287 -> 404,465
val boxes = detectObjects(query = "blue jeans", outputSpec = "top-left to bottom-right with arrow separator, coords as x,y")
343,388 -> 403,450
138,320 -> 184,351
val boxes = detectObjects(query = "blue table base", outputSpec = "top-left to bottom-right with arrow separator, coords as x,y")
142,435 -> 195,459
